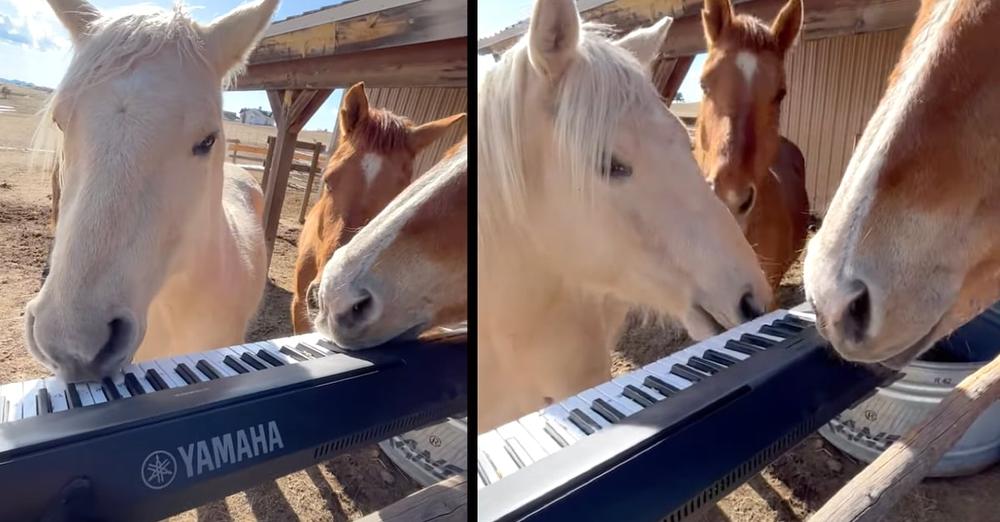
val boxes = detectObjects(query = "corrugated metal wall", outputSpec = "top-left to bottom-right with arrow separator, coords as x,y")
779,28 -> 909,216
332,87 -> 468,178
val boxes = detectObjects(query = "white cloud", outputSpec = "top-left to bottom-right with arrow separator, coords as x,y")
0,0 -> 71,51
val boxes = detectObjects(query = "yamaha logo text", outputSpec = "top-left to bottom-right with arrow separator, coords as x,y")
141,421 -> 285,490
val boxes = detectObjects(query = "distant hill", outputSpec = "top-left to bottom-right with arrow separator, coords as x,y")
0,78 -> 54,93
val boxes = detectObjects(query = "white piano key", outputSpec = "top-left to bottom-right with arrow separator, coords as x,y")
478,431 -> 521,478
85,382 -> 108,404
148,358 -> 186,388
0,382 -> 21,421
516,412 -> 565,455
43,377 -> 69,413
200,350 -> 239,378
123,365 -> 156,394
577,387 -> 637,420
478,451 -> 500,485
496,421 -> 550,463
540,404 -> 587,442
255,341 -> 298,365
613,371 -> 669,401
73,382 -> 96,407
477,473 -> 486,490
593,382 -> 644,416
644,355 -> 697,389
20,379 -> 43,418
107,373 -> 130,398
562,396 -> 610,430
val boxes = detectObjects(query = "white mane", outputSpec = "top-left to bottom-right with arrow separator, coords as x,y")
477,23 -> 663,246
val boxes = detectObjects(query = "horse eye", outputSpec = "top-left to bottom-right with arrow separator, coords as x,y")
774,88 -> 787,104
738,186 -> 756,214
192,133 -> 216,156
604,155 -> 632,180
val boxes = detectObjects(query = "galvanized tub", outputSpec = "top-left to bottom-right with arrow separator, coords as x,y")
819,303 -> 1000,477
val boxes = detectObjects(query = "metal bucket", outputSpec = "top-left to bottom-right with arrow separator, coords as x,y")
819,304 -> 1000,477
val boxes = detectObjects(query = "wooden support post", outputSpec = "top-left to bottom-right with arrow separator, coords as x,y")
357,475 -> 467,522
811,354 -> 1000,521
262,88 -> 332,268
661,55 -> 694,107
261,135 -> 276,189
298,142 -> 324,224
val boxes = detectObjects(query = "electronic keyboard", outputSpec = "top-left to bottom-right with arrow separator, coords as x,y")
0,329 -> 467,522
477,307 -> 896,522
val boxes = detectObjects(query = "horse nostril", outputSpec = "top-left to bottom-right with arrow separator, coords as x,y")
335,289 -> 375,331
843,282 -> 871,343
306,283 -> 321,316
739,292 -> 763,322
93,317 -> 134,371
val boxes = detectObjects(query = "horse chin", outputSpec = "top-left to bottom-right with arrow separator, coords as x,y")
321,321 -> 427,352
680,304 -> 727,341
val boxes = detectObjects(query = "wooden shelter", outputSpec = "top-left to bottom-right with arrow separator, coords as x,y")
478,0 -> 921,216
233,0 -> 467,266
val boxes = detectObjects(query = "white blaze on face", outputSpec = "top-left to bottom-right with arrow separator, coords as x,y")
361,153 -> 383,189
735,51 -> 757,86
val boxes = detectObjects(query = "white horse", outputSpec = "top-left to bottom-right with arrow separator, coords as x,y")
477,0 -> 772,432
25,0 -> 274,381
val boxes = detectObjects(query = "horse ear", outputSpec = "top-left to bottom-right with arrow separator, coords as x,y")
409,113 -> 466,152
339,82 -> 370,137
771,0 -> 803,54
615,16 -> 673,67
200,0 -> 279,76
702,0 -> 733,47
46,0 -> 101,44
527,0 -> 580,82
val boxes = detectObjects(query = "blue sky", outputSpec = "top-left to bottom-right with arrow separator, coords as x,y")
477,0 -> 706,102
0,0 -> 343,130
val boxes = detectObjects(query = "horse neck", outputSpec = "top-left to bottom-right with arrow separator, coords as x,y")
167,158 -> 229,275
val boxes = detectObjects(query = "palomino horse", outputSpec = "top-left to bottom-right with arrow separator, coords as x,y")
695,0 -> 811,291
26,0 -> 274,381
312,138 -> 467,348
292,82 -> 465,333
805,0 -> 1000,368
478,0 -> 772,432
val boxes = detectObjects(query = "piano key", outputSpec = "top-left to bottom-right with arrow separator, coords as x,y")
643,375 -> 680,397
516,413 -> 565,454
123,373 -> 146,396
144,369 -> 168,391
101,377 -> 123,400
593,382 -> 644,416
43,378 -> 69,413
223,355 -> 250,374
761,323 -> 800,338
622,385 -> 657,408
688,356 -> 725,375
74,382 -> 96,407
195,360 -> 222,380
240,351 -> 268,370
644,356 -> 697,390
259,342 -> 300,365
66,382 -> 83,408
122,364 -> 156,394
742,333 -> 777,348
316,338 -> 343,353
725,339 -> 764,355
496,421 -> 550,463
294,342 -> 328,359
590,398 -> 626,423
540,404 -> 587,442
703,349 -> 740,367
479,431 -> 520,478
567,409 -> 598,435
201,350 -> 241,378
0,382 -> 17,421
144,360 -> 184,389
478,452 -> 500,485
670,363 -> 706,383
85,382 -> 108,404
613,370 -> 670,400
256,347 -> 286,367
279,345 -> 308,362
175,363 -> 201,385
787,309 -> 816,323
478,473 -> 487,490
564,395 -> 610,427
35,388 -> 52,415
773,318 -> 805,332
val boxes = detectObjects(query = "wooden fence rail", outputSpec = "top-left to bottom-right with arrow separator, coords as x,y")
226,138 -> 328,224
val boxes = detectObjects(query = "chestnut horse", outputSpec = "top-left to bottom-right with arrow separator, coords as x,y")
313,138 -> 467,348
292,82 -> 464,333
27,0 -> 274,381
478,0 -> 771,432
695,0 -> 810,291
805,0 -> 1000,368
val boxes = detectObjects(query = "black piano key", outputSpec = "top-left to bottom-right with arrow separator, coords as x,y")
742,333 -> 776,348
175,363 -> 201,385
591,398 -> 625,423
296,343 -> 327,359
774,318 -> 805,332
725,339 -> 763,355
241,352 -> 268,370
503,441 -> 526,469
101,378 -> 122,400
279,346 -> 308,362
543,422 -> 569,448
36,388 -> 52,414
670,363 -> 705,383
783,314 -> 813,327
644,375 -> 679,397
145,369 -> 168,391
124,373 -> 146,396
316,338 -> 343,353
623,385 -> 657,408
688,356 -> 725,375
66,383 -> 83,408
195,360 -> 222,380
703,349 -> 740,367
256,349 -> 285,367
568,409 -> 600,435
223,355 -> 250,374
760,324 -> 797,338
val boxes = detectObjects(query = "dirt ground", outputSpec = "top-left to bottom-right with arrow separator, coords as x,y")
3,82 -> 998,521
